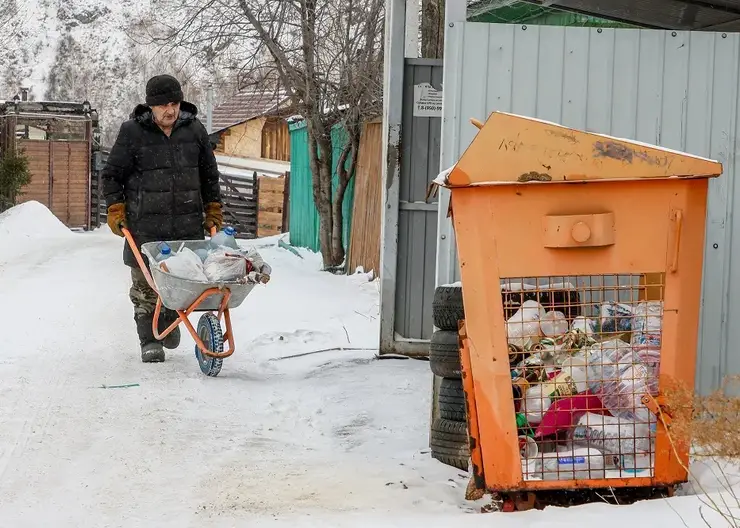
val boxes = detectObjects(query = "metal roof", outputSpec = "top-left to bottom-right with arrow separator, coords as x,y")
211,89 -> 290,133
531,0 -> 740,31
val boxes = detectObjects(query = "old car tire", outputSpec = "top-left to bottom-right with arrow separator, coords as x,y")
430,418 -> 470,471
439,378 -> 466,422
432,285 -> 464,331
429,329 -> 461,379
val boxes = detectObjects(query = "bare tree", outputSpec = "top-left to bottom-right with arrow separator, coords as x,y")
421,0 -> 444,58
0,0 -> 17,36
136,0 -> 384,269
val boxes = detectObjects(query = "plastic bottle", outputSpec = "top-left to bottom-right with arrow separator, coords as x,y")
576,339 -> 658,420
210,226 -> 240,250
194,248 -> 210,262
522,384 -> 553,425
156,243 -> 172,262
632,301 -> 663,351
536,448 -> 605,480
569,412 -> 653,456
540,311 -> 568,338
506,300 -> 545,349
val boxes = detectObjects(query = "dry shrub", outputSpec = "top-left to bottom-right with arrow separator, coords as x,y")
661,376 -> 740,527
662,375 -> 740,459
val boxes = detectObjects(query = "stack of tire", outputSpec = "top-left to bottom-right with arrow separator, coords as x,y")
429,284 -> 469,471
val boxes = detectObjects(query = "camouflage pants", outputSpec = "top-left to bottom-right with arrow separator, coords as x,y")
130,268 -> 158,317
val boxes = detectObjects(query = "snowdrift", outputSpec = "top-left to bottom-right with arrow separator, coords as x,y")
0,201 -> 75,265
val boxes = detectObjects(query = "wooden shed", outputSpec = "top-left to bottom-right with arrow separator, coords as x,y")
210,89 -> 293,162
0,99 -> 98,229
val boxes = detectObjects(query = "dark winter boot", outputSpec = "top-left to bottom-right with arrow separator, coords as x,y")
136,315 -> 165,363
159,309 -> 181,350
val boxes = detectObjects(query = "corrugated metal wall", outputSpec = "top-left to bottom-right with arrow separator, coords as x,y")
396,59 -> 443,340
288,121 -> 318,249
439,23 -> 740,394
287,120 -> 356,254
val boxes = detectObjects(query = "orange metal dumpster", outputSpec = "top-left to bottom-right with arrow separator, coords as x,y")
434,112 -> 722,497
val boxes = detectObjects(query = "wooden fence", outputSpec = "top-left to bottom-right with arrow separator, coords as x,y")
347,121 -> 383,275
90,149 -> 109,228
257,173 -> 290,237
89,157 -> 288,240
219,171 -> 259,237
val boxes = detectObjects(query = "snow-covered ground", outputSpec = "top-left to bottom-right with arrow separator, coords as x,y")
0,202 -> 739,527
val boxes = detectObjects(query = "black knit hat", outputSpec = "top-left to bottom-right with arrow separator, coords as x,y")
145,74 -> 184,106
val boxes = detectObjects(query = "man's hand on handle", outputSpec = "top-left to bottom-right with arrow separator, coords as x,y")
107,203 -> 127,237
204,202 -> 223,233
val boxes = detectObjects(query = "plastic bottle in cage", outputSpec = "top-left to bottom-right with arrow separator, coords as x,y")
632,301 -> 663,352
569,412 -> 654,456
540,311 -> 568,338
580,339 -> 658,420
599,302 -> 634,334
535,448 -> 605,480
506,300 -> 545,349
522,384 -> 553,425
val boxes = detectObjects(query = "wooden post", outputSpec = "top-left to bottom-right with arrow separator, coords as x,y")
281,171 -> 291,233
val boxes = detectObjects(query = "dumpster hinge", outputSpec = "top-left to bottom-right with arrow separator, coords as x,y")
641,393 -> 673,428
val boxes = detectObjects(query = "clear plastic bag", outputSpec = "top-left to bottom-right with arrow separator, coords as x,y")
203,249 -> 248,282
159,247 -> 209,282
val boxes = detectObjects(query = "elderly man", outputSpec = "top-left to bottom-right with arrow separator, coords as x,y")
102,74 -> 223,363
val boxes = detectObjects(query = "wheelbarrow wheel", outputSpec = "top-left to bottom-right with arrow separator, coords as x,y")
195,313 -> 224,377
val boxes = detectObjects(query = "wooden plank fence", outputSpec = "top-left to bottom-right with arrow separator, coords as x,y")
219,171 -> 258,238
256,173 -> 290,237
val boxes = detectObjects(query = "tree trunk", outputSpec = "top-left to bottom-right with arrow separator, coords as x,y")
307,120 -> 336,269
421,0 -> 444,59
329,133 -> 359,269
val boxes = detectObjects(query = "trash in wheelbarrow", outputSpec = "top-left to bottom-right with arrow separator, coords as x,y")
156,239 -> 270,285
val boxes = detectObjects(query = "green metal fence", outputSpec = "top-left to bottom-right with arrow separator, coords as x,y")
288,120 -> 356,254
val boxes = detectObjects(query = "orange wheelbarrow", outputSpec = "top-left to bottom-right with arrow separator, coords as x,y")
123,227 -> 266,377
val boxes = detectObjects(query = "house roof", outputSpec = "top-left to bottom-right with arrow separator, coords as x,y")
211,89 -> 290,133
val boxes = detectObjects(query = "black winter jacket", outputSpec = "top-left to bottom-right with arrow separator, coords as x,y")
101,101 -> 221,267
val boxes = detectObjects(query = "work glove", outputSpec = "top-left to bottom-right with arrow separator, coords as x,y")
204,202 -> 223,232
107,203 -> 126,237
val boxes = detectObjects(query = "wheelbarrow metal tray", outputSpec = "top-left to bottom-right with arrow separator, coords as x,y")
141,240 -> 256,312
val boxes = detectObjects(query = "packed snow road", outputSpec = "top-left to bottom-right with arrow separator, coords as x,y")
0,203 -> 473,525
1,202 -> 738,527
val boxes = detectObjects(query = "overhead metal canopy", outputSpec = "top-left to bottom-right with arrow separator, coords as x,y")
518,0 -> 740,30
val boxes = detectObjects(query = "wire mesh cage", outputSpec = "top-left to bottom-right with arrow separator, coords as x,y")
503,274 -> 663,482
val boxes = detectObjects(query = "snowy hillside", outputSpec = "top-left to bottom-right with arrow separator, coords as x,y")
1,0 -> 214,145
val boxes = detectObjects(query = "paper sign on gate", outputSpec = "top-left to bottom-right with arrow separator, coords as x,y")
413,82 -> 443,118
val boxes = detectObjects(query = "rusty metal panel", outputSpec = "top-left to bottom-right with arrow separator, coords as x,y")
438,23 -> 740,394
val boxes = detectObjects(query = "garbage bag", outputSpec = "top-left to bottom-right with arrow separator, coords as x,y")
203,249 -> 249,282
160,247 -> 209,282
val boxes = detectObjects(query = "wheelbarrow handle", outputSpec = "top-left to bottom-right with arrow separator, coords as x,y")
121,226 -> 219,293
122,227 -> 158,292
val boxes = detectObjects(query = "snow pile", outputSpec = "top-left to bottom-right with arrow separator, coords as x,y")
0,200 -> 76,265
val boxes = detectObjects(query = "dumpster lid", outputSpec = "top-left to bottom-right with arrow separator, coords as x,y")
433,112 -> 723,188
